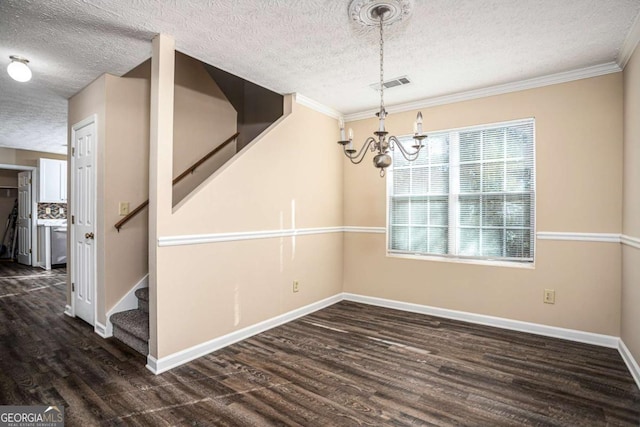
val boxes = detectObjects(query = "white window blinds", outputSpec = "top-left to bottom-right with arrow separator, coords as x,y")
388,119 -> 535,263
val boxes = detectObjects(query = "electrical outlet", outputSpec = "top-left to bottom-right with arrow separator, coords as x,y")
543,289 -> 555,304
119,202 -> 130,216
293,280 -> 299,293
59,207 -> 64,215
45,207 -> 51,214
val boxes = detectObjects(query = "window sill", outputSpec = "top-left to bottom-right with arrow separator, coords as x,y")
386,252 -> 535,269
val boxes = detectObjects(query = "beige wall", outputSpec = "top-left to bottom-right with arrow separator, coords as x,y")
0,169 -> 18,187
68,74 -> 150,325
153,96 -> 344,357
0,147 -> 66,166
622,44 -> 640,363
15,150 -> 66,166
344,74 -> 623,336
68,48 -> 237,327
0,148 -> 18,165
123,54 -> 238,206
149,34 -> 176,359
172,52 -> 237,205
103,75 -> 151,314
169,101 -> 343,235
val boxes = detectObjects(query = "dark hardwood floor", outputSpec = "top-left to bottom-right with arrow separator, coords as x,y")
0,262 -> 639,426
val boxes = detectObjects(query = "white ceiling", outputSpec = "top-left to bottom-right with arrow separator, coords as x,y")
1,0 -> 639,155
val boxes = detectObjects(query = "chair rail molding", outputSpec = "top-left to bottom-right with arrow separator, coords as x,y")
536,232 -> 621,243
621,234 -> 640,250
158,228 -> 638,247
158,227 -> 344,247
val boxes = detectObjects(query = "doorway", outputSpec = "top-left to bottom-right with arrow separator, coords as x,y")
17,171 -> 32,265
0,165 -> 36,269
70,115 -> 97,326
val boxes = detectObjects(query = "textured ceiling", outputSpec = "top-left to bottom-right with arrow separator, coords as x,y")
1,0 -> 639,154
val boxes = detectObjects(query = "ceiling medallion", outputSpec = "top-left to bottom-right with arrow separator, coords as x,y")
348,0 -> 413,27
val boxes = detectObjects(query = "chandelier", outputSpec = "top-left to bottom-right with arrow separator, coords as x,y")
339,0 -> 426,177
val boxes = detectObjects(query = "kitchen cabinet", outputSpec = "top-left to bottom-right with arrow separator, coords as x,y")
38,159 -> 67,203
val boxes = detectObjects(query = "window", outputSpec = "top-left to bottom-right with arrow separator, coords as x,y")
388,119 -> 535,263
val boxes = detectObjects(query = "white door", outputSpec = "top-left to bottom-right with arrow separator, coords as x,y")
17,171 -> 32,265
71,117 -> 96,326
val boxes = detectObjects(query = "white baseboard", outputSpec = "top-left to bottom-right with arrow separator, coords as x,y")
146,293 -> 343,374
342,293 -> 620,348
619,339 -> 640,390
103,274 -> 149,338
64,304 -> 74,317
145,291 -> 638,386
94,321 -> 108,338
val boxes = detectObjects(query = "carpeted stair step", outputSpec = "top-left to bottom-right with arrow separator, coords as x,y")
135,287 -> 149,314
111,309 -> 149,355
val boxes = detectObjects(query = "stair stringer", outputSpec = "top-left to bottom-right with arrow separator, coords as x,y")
103,274 -> 149,337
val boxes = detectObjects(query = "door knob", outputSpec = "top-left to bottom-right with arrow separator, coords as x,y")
85,232 -> 94,239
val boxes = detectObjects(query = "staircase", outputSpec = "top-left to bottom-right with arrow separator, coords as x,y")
110,288 -> 149,355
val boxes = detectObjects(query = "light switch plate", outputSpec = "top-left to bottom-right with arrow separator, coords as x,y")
45,207 -> 51,214
119,202 -> 130,216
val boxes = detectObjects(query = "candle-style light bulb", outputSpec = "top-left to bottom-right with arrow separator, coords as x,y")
379,108 -> 386,132
347,128 -> 354,150
339,117 -> 346,141
416,111 -> 423,134
413,121 -> 418,135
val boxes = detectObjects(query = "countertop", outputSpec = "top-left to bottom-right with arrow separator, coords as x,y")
37,219 -> 67,227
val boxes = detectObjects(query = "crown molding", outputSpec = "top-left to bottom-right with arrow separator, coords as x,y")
293,93 -> 342,120
343,62 -> 622,122
618,12 -> 640,69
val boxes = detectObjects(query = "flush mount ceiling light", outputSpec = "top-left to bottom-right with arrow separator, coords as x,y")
339,0 -> 426,177
7,55 -> 32,82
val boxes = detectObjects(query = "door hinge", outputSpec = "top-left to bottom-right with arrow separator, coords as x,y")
28,213 -> 31,219
71,215 -> 75,225
29,249 -> 31,254
29,178 -> 32,184
72,283 -> 75,292
72,147 -> 75,156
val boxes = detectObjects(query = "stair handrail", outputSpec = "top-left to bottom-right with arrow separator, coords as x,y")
114,132 -> 240,232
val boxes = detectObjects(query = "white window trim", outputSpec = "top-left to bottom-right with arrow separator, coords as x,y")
385,117 -> 537,267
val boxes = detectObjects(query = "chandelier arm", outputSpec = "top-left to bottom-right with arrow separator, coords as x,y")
389,136 -> 424,157
388,136 -> 424,161
344,137 -> 377,164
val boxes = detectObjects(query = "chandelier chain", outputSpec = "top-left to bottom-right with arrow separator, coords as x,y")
379,11 -> 384,113
338,1 -> 424,177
